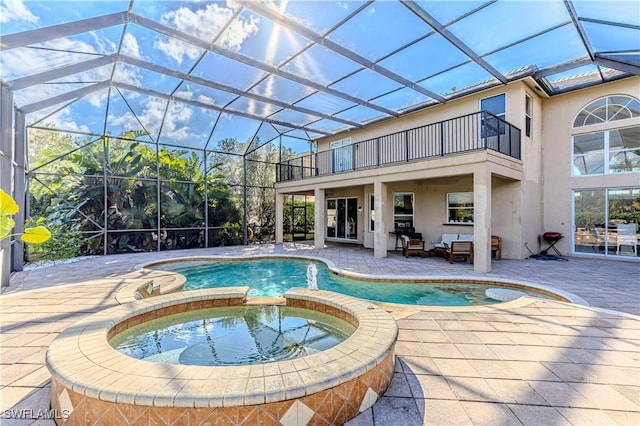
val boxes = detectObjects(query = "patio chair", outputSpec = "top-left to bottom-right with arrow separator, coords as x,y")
491,235 -> 502,260
616,223 -> 638,256
444,241 -> 473,264
401,235 -> 426,258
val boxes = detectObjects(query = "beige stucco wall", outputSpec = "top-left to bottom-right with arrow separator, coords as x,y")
540,77 -> 640,256
276,76 -> 638,262
359,175 -> 523,259
303,81 -> 540,259
317,80 -> 536,152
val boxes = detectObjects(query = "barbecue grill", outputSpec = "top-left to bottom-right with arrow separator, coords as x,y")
541,232 -> 563,256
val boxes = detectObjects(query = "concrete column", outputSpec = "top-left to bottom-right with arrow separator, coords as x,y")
314,188 -> 325,249
373,180 -> 388,258
12,111 -> 25,272
275,191 -> 285,244
1,86 -> 14,287
473,168 -> 492,273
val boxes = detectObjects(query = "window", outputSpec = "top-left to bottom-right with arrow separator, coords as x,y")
393,193 -> 414,230
369,193 -> 375,232
481,93 -> 506,120
480,93 -> 506,137
609,127 -> 640,174
525,94 -> 532,137
573,95 -> 640,128
572,96 -> 640,176
573,187 -> 639,257
573,126 -> 640,176
447,192 -> 474,224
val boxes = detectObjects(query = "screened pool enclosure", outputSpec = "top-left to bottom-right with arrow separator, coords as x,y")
1,0 -> 638,286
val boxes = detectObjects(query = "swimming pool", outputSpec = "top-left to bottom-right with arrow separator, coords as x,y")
148,257 -> 562,306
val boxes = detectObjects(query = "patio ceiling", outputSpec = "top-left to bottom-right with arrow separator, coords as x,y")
1,0 -> 638,154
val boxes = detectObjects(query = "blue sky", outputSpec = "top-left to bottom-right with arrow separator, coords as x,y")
0,0 -> 637,150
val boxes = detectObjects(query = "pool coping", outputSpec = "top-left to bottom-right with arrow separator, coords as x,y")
46,287 -> 399,408
115,254 -> 588,307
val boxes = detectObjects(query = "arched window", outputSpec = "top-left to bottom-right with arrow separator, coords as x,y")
572,95 -> 640,176
573,95 -> 640,128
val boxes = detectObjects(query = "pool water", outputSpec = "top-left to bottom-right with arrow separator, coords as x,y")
110,305 -> 355,366
151,258 -> 554,306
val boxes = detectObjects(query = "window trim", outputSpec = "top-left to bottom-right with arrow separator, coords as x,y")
446,192 -> 474,225
525,94 -> 532,138
572,125 -> 640,176
393,192 -> 414,230
480,93 -> 506,119
573,95 -> 640,128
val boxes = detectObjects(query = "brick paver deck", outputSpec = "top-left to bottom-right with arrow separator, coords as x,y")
1,243 -> 638,425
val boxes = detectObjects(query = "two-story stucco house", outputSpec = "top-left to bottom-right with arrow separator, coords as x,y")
274,76 -> 639,273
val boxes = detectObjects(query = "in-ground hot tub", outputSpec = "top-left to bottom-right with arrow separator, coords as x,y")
46,288 -> 398,425
111,304 -> 356,366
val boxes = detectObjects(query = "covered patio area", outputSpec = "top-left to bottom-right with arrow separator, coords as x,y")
1,243 -> 638,425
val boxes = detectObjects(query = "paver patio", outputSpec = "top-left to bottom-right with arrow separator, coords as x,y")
1,242 -> 638,425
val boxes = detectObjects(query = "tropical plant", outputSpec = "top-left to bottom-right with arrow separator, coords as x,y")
0,190 -> 51,244
28,128 -> 244,256
282,196 -> 315,240
25,218 -> 82,261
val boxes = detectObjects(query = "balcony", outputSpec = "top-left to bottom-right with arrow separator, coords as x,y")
277,111 -> 521,182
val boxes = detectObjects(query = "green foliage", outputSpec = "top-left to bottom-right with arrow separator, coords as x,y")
25,218 -> 82,262
0,190 -> 51,244
283,196 -> 315,239
28,129 -> 244,257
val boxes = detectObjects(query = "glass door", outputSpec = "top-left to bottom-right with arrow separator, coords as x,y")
330,139 -> 352,172
346,198 -> 357,240
337,199 -> 346,238
327,200 -> 336,238
326,197 -> 357,240
574,190 -> 607,255
573,188 -> 639,257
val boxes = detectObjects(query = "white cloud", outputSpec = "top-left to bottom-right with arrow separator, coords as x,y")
5,35 -> 142,110
111,64 -> 143,95
2,37 -> 96,80
155,3 -> 259,64
120,32 -> 142,59
107,95 -> 197,143
0,0 -> 38,24
90,30 -> 118,56
162,101 -> 194,142
197,94 -> 215,106
27,105 -> 91,134
175,85 -> 217,107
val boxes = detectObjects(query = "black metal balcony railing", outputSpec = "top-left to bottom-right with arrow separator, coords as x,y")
277,111 -> 521,182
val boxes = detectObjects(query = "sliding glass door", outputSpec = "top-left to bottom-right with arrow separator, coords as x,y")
326,198 -> 357,240
574,187 -> 639,257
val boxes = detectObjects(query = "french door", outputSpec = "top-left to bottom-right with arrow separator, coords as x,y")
326,198 -> 357,240
330,139 -> 352,172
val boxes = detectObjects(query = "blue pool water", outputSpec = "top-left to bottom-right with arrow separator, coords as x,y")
151,258 -> 554,306
111,305 -> 355,366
